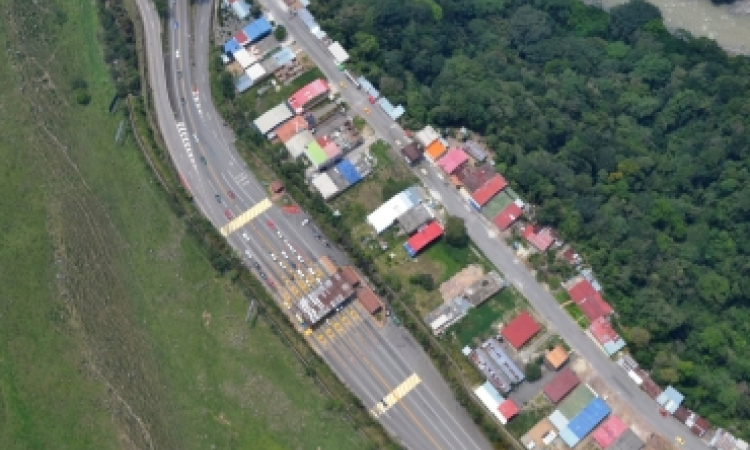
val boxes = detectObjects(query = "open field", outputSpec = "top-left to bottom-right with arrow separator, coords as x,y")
0,1 -> 364,449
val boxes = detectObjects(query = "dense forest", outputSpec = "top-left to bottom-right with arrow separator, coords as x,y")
311,0 -> 750,436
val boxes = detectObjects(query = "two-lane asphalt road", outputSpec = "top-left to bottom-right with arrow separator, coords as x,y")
258,0 -> 707,447
133,1 -> 494,449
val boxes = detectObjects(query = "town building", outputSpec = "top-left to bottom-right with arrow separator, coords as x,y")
589,317 -> 627,355
424,139 -> 448,162
253,102 -> 295,136
470,346 -> 514,393
224,0 -> 250,19
288,78 -> 329,113
234,47 -> 257,69
404,221 -> 444,257
284,129 -> 314,159
480,337 -> 525,383
463,140 -> 488,162
235,74 -> 253,93
610,429 -> 645,450
400,141 -> 423,164
523,224 -> 556,252
544,345 -> 570,371
424,296 -> 472,335
327,41 -> 349,65
274,116 -> 309,143
464,271 -> 505,307
493,199 -> 524,231
655,386 -> 684,414
592,415 -> 629,449
565,277 -> 614,322
437,148 -> 469,174
377,97 -> 405,120
553,397 -> 611,447
366,186 -> 424,234
474,381 -> 518,425
501,311 -> 541,349
396,204 -> 434,235
242,17 -> 273,43
415,125 -> 440,148
245,62 -> 269,83
543,367 -> 580,403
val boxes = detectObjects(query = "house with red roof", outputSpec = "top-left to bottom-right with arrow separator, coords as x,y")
498,399 -> 519,423
404,221 -> 443,257
493,200 -> 524,231
288,79 -> 329,112
591,415 -> 629,449
522,224 -> 556,252
589,317 -> 626,355
437,148 -> 469,174
470,174 -> 508,209
566,278 -> 614,322
500,311 -> 540,349
543,367 -> 580,403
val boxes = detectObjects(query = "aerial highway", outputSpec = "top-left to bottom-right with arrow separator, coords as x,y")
132,0 -> 494,449
257,0 -> 707,447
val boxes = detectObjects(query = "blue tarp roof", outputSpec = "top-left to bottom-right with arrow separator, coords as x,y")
336,159 -> 362,185
567,398 -> 611,439
272,47 -> 296,66
235,74 -> 253,93
223,38 -> 241,55
243,17 -> 272,43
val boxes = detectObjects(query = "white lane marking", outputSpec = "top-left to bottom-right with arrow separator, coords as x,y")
175,122 -> 197,170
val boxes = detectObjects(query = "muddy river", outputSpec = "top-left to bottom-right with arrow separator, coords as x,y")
596,0 -> 750,54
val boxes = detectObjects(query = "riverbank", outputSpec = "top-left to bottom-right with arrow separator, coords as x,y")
595,0 -> 750,54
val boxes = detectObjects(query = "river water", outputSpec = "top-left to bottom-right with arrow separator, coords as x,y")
595,0 -> 750,55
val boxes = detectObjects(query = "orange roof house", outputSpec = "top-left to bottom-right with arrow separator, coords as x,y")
425,140 -> 447,161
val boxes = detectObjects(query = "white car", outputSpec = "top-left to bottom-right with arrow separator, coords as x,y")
308,267 -> 315,275
193,133 -> 199,143
297,255 -> 304,263
242,232 -> 250,241
276,230 -> 283,239
315,277 -> 322,284
279,261 -> 286,269
244,250 -> 252,259
175,49 -> 180,58
296,269 -> 304,277
270,253 -> 277,261
281,251 -> 288,259
301,219 -> 309,226
286,242 -> 294,251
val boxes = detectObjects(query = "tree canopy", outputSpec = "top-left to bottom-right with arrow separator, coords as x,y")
312,0 -> 750,436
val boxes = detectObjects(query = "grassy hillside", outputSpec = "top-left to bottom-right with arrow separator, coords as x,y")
0,0 -> 365,449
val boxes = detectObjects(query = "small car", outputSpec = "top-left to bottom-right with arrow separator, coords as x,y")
242,232 -> 250,241
224,209 -> 233,219
227,190 -> 236,199
215,194 -> 221,203
244,250 -> 252,259
270,253 -> 277,261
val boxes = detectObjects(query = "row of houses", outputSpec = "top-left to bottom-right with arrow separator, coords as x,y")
615,354 -> 746,449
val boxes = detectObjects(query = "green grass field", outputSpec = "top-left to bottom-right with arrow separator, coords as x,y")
448,289 -> 520,348
0,1 -> 364,449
